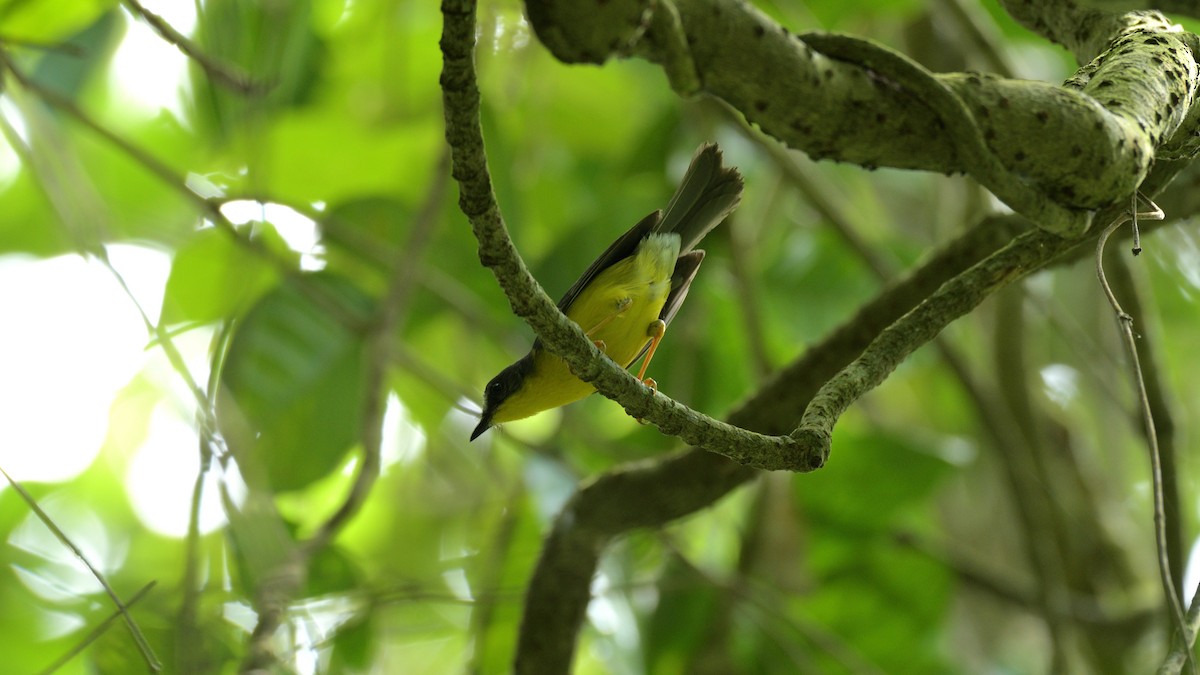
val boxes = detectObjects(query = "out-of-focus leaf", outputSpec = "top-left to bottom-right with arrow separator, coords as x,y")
794,429 -> 953,532
0,172 -> 66,255
190,0 -> 325,138
324,197 -> 409,246
394,314 -> 467,431
799,544 -> 953,674
161,227 -> 280,325
329,610 -> 376,673
29,11 -> 121,101
642,557 -> 721,675
73,115 -> 202,244
225,490 -> 300,600
258,112 -> 442,206
218,273 -> 373,493
0,0 -> 117,43
90,586 -> 240,675
320,196 -> 409,292
305,545 -> 362,598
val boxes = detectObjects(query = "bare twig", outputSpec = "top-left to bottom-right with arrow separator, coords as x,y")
0,466 -> 162,672
1094,204 -> 1188,670
36,582 -> 158,675
176,323 -> 236,672
1102,246 -> 1184,595
1160,583 -> 1200,674
123,0 -> 271,94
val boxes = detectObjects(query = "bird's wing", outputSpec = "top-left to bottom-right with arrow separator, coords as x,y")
555,209 -> 660,313
660,250 -> 705,326
626,250 -> 706,365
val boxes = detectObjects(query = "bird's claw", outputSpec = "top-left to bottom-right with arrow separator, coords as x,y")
635,377 -> 658,425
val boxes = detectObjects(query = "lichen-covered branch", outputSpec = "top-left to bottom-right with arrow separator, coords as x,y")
997,0 -> 1131,61
1077,1 -> 1200,24
523,0 -> 1199,232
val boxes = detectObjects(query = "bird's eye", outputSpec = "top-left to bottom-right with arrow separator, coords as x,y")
486,380 -> 503,397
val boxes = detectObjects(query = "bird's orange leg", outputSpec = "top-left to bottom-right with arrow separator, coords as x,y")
633,320 -> 667,425
585,297 -> 632,352
636,319 -> 667,390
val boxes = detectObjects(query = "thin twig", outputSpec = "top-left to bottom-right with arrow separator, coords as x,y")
36,582 -> 158,675
1160,583 -> 1200,674
176,322 -> 235,673
1094,207 -> 1189,671
1103,248 -> 1185,593
123,0 -> 271,94
0,466 -> 162,672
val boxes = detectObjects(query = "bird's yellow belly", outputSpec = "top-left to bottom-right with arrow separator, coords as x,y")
523,263 -> 669,411
490,233 -> 680,423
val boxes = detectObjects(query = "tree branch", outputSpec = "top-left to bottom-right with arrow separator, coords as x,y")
524,0 -> 1199,231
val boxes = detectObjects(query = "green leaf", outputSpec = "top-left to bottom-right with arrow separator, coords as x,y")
191,0 -> 325,138
258,112 -> 442,206
642,557 -> 721,675
794,429 -> 954,533
161,228 -> 280,325
800,544 -> 954,674
305,545 -> 363,598
320,196 -> 409,292
162,227 -> 280,324
218,272 -> 373,492
0,172 -> 66,256
30,10 -> 121,102
0,0 -> 117,43
225,491 -> 300,599
329,610 -> 376,673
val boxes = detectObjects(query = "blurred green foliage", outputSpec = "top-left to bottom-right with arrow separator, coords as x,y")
0,0 -> 1195,673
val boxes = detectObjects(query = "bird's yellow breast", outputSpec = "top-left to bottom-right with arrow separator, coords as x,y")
489,233 -> 681,424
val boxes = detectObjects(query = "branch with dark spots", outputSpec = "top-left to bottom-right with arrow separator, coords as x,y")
522,0 -> 1199,233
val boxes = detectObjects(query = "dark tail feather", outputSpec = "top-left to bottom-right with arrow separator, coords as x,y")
657,143 -> 744,252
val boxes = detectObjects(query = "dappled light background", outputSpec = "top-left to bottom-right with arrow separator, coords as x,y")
0,0 -> 1199,673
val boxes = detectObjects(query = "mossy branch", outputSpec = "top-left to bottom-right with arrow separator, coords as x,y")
523,0 -> 1199,233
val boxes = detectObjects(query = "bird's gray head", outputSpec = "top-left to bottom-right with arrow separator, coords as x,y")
471,354 -> 534,441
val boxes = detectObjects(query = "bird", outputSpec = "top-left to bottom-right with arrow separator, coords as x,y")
471,143 -> 744,441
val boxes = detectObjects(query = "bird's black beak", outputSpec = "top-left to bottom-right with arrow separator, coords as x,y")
470,415 -> 492,442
